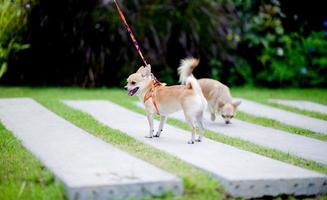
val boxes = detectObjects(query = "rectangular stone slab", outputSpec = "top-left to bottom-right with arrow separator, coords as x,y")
64,100 -> 327,198
269,99 -> 327,115
237,98 -> 327,134
135,102 -> 327,165
0,98 -> 183,200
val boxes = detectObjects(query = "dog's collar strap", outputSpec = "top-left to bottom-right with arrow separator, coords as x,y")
144,80 -> 161,115
151,73 -> 164,86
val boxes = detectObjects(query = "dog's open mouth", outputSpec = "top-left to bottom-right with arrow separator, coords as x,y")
128,87 -> 139,96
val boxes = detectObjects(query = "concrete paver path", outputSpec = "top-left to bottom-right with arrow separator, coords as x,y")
269,99 -> 327,115
135,102 -> 327,165
0,98 -> 182,200
65,100 -> 327,198
237,98 -> 327,134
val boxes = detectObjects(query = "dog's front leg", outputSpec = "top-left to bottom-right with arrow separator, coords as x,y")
145,113 -> 154,138
188,127 -> 196,144
154,115 -> 166,137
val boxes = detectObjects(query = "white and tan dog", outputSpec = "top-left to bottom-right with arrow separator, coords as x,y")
198,78 -> 241,124
125,58 -> 207,144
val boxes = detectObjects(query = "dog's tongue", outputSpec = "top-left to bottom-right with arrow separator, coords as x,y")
128,87 -> 138,96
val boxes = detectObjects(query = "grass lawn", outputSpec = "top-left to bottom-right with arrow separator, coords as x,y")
0,86 -> 326,200
236,112 -> 327,141
233,87 -> 327,121
233,88 -> 327,141
0,124 -> 65,200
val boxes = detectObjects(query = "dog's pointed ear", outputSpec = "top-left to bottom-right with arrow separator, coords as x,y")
144,64 -> 151,77
232,100 -> 241,108
137,66 -> 145,73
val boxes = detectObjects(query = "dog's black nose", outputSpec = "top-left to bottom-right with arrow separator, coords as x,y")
225,121 -> 230,124
124,86 -> 128,90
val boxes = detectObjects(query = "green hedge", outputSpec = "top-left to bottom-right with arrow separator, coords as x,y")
0,0 -> 30,78
0,0 -> 326,87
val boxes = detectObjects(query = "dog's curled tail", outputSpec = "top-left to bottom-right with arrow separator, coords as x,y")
178,58 -> 200,84
178,57 -> 207,107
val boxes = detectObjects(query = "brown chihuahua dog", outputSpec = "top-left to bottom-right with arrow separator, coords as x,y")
125,58 -> 207,144
198,78 -> 241,124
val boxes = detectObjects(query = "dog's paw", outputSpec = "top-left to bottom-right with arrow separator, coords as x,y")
187,140 -> 195,144
153,134 -> 160,138
145,136 -> 153,139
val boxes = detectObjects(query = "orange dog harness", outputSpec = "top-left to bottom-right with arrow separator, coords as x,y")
143,80 -> 162,115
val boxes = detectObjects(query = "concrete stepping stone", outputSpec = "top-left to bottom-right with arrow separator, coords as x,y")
0,98 -> 183,200
236,98 -> 327,135
135,102 -> 327,165
269,99 -> 327,115
64,100 -> 327,198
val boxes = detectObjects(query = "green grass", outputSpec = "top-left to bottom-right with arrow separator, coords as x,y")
233,87 -> 327,120
82,90 -> 327,176
0,123 -> 65,200
165,118 -> 327,174
0,86 -> 327,200
231,87 -> 327,140
232,87 -> 327,104
236,111 -> 327,141
267,102 -> 327,121
0,87 -> 225,200
38,98 -> 225,200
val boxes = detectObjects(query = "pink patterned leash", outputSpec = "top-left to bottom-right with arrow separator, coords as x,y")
113,0 -> 148,66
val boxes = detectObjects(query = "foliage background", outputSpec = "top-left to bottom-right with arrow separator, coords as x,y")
0,0 -> 326,87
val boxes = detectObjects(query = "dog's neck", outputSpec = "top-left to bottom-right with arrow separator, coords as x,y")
138,79 -> 153,102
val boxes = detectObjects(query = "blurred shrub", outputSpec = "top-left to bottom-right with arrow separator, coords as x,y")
107,0 -> 240,86
0,0 -> 326,87
234,0 -> 327,87
257,32 -> 327,87
1,0 -> 239,86
0,0 -> 30,78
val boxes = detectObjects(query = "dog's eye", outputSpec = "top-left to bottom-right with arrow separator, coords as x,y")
131,81 -> 136,85
231,115 -> 234,118
222,115 -> 226,118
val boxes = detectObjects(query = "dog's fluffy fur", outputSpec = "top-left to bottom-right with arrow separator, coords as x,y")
125,58 -> 207,144
198,78 -> 241,124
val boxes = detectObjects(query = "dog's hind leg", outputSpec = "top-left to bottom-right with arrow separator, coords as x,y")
154,115 -> 166,137
196,113 -> 205,142
185,117 -> 196,144
182,102 -> 197,144
145,113 -> 154,138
